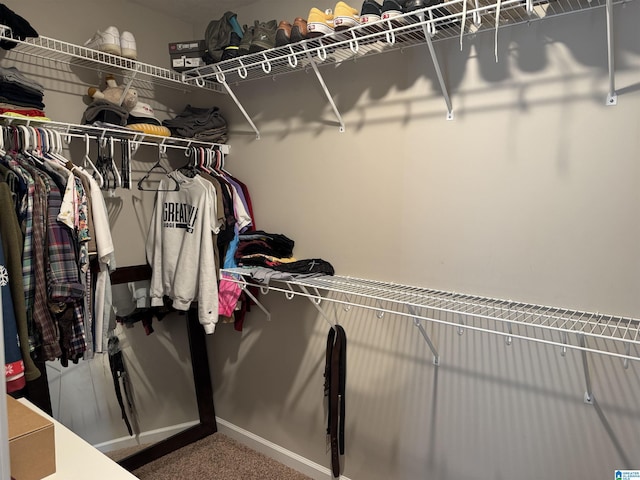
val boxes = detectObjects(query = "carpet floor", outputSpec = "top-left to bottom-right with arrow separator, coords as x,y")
120,432 -> 313,480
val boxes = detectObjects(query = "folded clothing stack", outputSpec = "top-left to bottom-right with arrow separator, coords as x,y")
235,230 -> 336,278
162,104 -> 228,143
235,230 -> 296,268
0,66 -> 46,116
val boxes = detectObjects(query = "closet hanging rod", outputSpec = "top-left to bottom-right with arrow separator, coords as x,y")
0,114 -> 230,154
221,267 -> 640,364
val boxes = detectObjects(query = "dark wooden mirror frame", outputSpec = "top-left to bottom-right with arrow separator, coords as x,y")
110,264 -> 218,471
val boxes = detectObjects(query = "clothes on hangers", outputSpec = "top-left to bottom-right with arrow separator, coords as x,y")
0,125 -> 116,373
149,146 -> 258,332
0,179 -> 39,381
1,230 -> 26,393
146,170 -> 222,334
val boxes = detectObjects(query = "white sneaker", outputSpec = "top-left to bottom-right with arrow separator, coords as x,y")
120,31 -> 137,60
84,26 -> 121,55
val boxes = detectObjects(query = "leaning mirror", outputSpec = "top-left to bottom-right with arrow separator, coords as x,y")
45,264 -> 216,471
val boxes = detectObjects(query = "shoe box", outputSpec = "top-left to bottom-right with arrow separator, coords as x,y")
6,395 -> 56,480
168,40 -> 207,72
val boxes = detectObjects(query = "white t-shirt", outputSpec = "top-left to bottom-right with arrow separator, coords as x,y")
74,167 -> 116,353
146,171 -> 222,334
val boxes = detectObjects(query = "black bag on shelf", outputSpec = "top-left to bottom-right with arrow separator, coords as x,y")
203,11 -> 238,64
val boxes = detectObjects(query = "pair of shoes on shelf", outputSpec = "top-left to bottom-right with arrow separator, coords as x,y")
378,0 -> 455,27
84,26 -> 137,59
275,18 -> 308,47
307,1 -> 361,38
237,20 -> 278,54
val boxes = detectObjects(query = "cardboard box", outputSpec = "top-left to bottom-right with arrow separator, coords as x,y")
169,40 -> 207,72
168,39 -> 205,55
7,396 -> 56,480
171,54 -> 206,72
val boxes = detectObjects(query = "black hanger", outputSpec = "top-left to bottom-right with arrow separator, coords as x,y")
177,146 -> 201,178
137,146 -> 180,192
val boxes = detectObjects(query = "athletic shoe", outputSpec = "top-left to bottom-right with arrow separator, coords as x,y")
238,22 -> 256,56
381,0 -> 407,20
120,31 -> 137,59
360,0 -> 383,25
405,0 -> 431,11
334,1 -> 361,31
84,26 -> 121,56
276,20 -> 292,47
249,19 -> 277,52
307,7 -> 335,38
290,17 -> 308,42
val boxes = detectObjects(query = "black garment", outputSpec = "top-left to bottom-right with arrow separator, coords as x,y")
237,230 -> 295,258
81,99 -> 129,126
324,325 -> 347,478
0,81 -> 45,109
214,174 -> 237,263
0,4 -> 38,50
272,258 -> 335,276
108,336 -> 134,436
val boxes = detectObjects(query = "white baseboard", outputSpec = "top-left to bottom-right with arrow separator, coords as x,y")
215,417 -> 353,480
93,419 -> 200,452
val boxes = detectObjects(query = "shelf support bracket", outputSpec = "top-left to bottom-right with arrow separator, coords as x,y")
299,285 -> 336,330
623,342 -> 631,370
214,66 -> 261,139
409,306 -> 440,366
605,0 -> 617,106
416,11 -> 454,120
302,44 -> 346,133
235,276 -> 271,321
578,333 -> 594,405
119,64 -> 140,107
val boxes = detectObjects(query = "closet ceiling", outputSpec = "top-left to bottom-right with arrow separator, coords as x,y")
132,0 -> 260,24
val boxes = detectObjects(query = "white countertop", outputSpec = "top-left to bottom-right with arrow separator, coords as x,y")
18,398 -> 138,480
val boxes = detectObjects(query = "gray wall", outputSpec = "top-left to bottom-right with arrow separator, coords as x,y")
204,1 -> 640,479
3,0 -> 640,478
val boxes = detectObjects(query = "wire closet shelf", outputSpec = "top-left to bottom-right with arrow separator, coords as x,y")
223,267 -> 640,364
0,25 -> 224,94
185,0 -> 623,85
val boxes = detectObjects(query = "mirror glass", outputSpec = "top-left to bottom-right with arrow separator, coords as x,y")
45,265 -> 200,462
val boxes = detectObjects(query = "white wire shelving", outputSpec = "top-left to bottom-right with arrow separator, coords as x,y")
189,0 -> 602,84
0,25 -> 224,94
185,0 -> 626,132
223,267 -> 640,374
1,0 -> 626,138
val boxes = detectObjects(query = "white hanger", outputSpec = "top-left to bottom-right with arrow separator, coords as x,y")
50,130 -> 72,166
82,133 -> 104,188
108,136 -> 122,189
